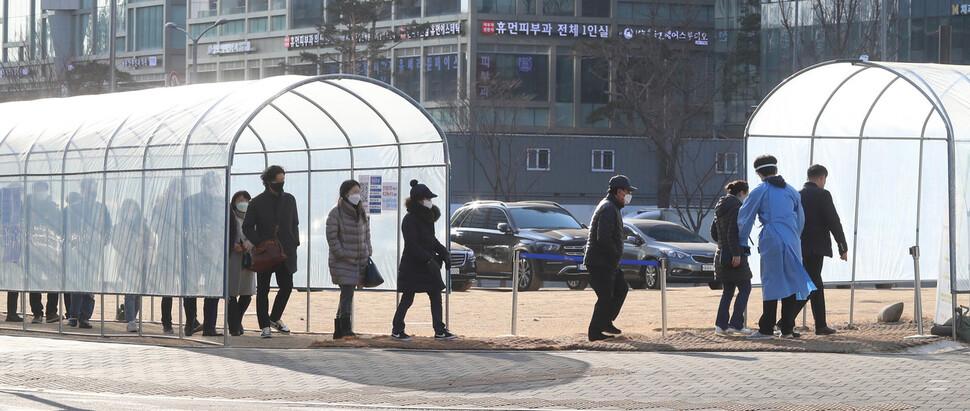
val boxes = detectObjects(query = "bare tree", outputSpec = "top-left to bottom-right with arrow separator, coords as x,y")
773,0 -> 899,67
574,0 -> 725,210
445,74 -> 555,202
670,142 -> 736,233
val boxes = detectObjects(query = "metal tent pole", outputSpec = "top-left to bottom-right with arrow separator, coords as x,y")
661,258 -> 668,337
848,136 -> 864,328
511,250 -> 520,335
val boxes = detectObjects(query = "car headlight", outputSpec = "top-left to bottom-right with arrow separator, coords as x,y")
468,252 -> 476,262
535,242 -> 561,253
663,250 -> 690,260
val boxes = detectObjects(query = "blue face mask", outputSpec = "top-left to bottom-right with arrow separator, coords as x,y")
236,202 -> 249,213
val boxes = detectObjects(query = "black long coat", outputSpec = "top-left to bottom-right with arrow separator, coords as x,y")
397,200 -> 448,293
242,189 -> 300,274
583,195 -> 625,271
710,195 -> 752,283
799,182 -> 848,258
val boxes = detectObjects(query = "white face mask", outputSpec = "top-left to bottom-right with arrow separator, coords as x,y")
236,201 -> 249,213
623,193 -> 633,205
347,194 -> 361,205
422,199 -> 434,209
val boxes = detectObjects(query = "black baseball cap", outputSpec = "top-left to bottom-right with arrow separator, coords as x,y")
609,175 -> 637,192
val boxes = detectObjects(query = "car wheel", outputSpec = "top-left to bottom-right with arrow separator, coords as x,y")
708,281 -> 723,290
644,264 -> 661,289
452,281 -> 473,292
516,258 -> 542,291
566,279 -> 588,290
630,267 -> 648,289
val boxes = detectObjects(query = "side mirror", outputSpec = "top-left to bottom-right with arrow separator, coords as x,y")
497,223 -> 511,233
627,236 -> 642,246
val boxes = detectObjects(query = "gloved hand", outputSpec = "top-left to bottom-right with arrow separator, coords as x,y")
741,246 -> 751,256
440,255 -> 451,270
426,259 -> 441,274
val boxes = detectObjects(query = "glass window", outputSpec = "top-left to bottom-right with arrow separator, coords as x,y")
555,55 -> 573,103
427,0 -> 460,15
222,69 -> 245,81
543,0 -> 574,16
76,13 -> 92,56
273,0 -> 287,9
642,224 -> 708,243
478,0 -> 516,13
271,15 -> 287,31
520,0 -> 537,14
292,0 -> 323,29
580,58 -> 608,104
220,19 -> 245,36
168,5 -> 186,49
451,208 -> 471,226
189,0 -> 218,18
478,53 -> 549,101
425,53 -> 459,101
486,209 -> 510,229
592,149 -> 614,172
508,207 -> 583,229
249,17 -> 268,33
135,6 -> 163,51
526,148 -> 550,171
222,0 -> 246,14
716,152 -> 738,174
395,56 -> 421,99
397,0 -> 422,19
189,23 -> 208,38
582,0 -> 609,17
249,0 -> 269,12
461,208 -> 489,228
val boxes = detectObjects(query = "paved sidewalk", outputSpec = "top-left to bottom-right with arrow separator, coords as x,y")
1,335 -> 970,410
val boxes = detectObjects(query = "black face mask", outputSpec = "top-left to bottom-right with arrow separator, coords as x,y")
269,182 -> 285,193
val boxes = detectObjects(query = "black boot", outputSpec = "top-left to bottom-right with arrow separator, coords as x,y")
236,295 -> 251,335
333,318 -> 344,340
340,317 -> 357,339
227,297 -> 240,336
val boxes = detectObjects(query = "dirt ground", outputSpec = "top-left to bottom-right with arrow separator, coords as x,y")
1,284 -> 942,347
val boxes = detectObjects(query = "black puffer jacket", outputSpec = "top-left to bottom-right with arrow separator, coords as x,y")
397,199 -> 449,293
584,195 -> 625,270
710,195 -> 752,283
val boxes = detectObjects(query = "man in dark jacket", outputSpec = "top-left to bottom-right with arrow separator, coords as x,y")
243,165 -> 300,338
182,172 -> 223,337
584,175 -> 636,341
794,164 -> 848,335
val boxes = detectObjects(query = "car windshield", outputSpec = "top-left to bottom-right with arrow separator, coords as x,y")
508,207 -> 583,229
640,224 -> 708,243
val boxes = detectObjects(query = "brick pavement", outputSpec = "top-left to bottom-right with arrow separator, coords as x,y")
1,334 -> 970,409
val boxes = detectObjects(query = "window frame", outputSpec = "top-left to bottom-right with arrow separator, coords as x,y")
591,149 -> 614,172
715,152 -> 739,174
526,148 -> 551,171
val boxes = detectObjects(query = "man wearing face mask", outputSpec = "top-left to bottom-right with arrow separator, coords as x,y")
243,165 -> 300,339
583,175 -> 636,342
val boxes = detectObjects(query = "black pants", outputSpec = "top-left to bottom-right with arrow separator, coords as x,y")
29,292 -> 60,318
793,254 -> 828,330
227,295 -> 251,334
337,285 -> 355,319
588,266 -> 629,337
256,265 -> 293,329
184,298 -> 219,331
161,297 -> 173,328
760,294 -> 799,335
392,291 -> 444,334
7,292 -> 18,317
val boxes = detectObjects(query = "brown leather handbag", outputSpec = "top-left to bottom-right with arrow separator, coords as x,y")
250,224 -> 286,273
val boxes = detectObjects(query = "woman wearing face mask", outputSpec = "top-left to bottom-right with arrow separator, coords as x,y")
711,180 -> 753,337
390,180 -> 456,341
227,191 -> 256,336
325,180 -> 372,340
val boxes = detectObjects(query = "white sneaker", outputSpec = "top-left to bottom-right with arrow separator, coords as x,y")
714,326 -> 729,336
126,321 -> 138,333
727,327 -> 751,335
270,320 -> 290,333
261,327 -> 273,338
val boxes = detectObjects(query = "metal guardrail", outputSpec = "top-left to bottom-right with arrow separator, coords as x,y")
512,251 -> 669,337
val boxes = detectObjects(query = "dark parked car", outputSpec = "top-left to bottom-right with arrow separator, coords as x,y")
449,242 -> 477,292
450,201 -> 590,291
620,219 -> 718,289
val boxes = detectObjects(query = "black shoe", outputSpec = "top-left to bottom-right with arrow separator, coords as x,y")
5,314 -> 23,323
332,318 -> 344,340
202,329 -> 223,337
815,326 -> 837,335
604,324 -> 622,334
45,314 -> 61,323
230,330 -> 243,337
340,317 -> 357,339
434,330 -> 457,340
78,321 -> 93,329
162,325 -> 174,334
391,331 -> 412,341
67,318 -> 78,327
589,333 -> 614,342
31,315 -> 43,324
193,320 -> 203,333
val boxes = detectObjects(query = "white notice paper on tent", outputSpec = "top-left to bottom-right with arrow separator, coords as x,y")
382,182 -> 398,211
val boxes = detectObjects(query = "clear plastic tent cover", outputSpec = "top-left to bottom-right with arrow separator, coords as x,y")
0,75 -> 449,297
745,61 -> 970,295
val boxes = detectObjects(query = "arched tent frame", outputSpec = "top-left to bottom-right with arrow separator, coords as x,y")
744,60 -> 970,328
0,75 -> 451,345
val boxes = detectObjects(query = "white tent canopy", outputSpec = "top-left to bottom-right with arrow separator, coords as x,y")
0,75 -> 450,299
745,60 -> 970,324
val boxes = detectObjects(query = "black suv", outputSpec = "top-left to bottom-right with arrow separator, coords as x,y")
450,201 -> 591,291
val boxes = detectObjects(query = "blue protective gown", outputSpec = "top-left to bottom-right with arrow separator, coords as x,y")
737,175 -> 816,301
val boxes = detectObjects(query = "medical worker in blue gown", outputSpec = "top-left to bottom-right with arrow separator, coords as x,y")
738,154 -> 816,340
